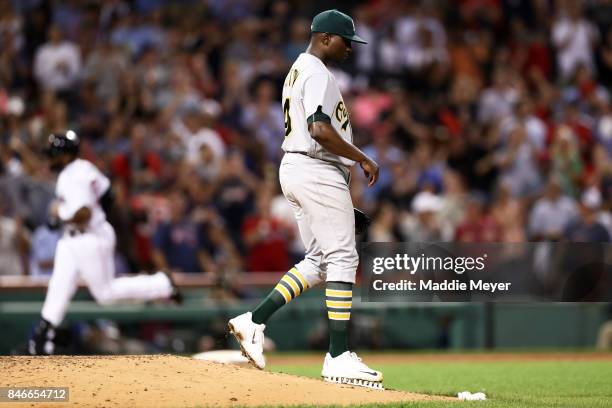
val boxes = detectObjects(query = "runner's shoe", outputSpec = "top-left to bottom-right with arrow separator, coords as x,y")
28,319 -> 57,356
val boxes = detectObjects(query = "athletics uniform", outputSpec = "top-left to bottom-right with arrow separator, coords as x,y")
229,9 -> 383,389
280,52 -> 358,285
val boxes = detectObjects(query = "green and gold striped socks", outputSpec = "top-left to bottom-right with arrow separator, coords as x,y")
251,271 -> 353,357
326,281 -> 352,357
252,268 -> 309,325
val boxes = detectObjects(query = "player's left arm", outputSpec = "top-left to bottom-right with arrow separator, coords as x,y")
303,73 -> 379,186
309,121 -> 379,186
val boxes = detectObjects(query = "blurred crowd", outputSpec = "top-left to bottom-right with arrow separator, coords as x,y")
1,0 -> 611,280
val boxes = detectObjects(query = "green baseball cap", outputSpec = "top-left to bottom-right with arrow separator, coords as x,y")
311,9 -> 367,44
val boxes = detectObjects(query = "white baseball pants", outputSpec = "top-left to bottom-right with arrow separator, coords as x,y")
41,221 -> 173,327
279,153 -> 358,286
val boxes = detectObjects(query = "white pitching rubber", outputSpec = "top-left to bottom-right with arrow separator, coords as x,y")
323,376 -> 385,390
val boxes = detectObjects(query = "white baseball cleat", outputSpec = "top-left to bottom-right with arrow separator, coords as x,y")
321,351 -> 384,390
228,312 -> 266,369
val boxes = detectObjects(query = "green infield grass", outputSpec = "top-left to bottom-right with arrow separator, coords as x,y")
268,354 -> 612,408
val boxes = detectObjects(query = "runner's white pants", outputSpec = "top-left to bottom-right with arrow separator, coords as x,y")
41,221 -> 173,326
279,153 -> 358,286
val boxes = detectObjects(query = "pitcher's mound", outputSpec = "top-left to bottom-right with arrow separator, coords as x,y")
1,354 -> 452,407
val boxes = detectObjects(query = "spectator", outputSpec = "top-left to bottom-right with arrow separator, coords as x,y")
597,28 -> 612,87
33,25 -> 81,93
82,39 -> 128,103
283,18 -> 309,63
564,187 -> 610,242
270,186 -> 304,264
112,122 -> 162,193
0,137 -> 55,228
194,207 -> 242,275
594,101 -> 612,157
401,191 -> 444,242
495,125 -> 543,198
438,170 -> 468,241
0,210 -> 30,276
369,202 -> 401,242
378,25 -> 403,75
403,19 -> 447,72
151,190 -> 206,273
414,142 -> 444,194
502,99 -> 547,154
529,177 -> 578,241
110,10 -> 166,57
214,150 -> 258,245
171,101 -> 226,168
490,182 -> 526,243
240,79 -> 284,163
550,125 -> 584,198
353,7 -> 376,74
242,190 -> 290,272
478,66 -> 521,125
552,1 -> 598,80
455,195 -> 502,243
361,119 -> 404,202
29,222 -> 61,277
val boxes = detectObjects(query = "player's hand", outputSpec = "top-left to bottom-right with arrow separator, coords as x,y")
360,158 -> 379,187
48,200 -> 60,218
70,207 -> 92,229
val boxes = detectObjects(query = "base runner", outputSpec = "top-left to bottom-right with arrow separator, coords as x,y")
28,130 -> 182,355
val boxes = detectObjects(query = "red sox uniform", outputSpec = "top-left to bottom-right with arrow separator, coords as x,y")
40,158 -> 173,328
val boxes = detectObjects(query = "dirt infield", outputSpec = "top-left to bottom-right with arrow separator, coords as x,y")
0,355 -> 451,407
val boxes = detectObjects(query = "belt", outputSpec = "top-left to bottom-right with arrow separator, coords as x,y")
285,151 -> 309,157
65,226 -> 86,237
284,151 -> 351,184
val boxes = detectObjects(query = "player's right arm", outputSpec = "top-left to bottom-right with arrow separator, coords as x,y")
69,207 -> 92,227
52,203 -> 91,229
309,121 -> 379,186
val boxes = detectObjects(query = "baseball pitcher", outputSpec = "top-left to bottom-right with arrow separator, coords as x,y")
229,10 -> 383,389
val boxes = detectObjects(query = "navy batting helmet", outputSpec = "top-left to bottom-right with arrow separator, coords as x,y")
46,130 -> 80,158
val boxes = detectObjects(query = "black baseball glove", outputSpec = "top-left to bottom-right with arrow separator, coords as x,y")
354,208 -> 371,235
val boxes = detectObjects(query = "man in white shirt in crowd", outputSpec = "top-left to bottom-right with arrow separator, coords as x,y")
0,209 -> 30,276
171,101 -> 225,169
34,25 -> 82,93
529,177 -> 578,241
552,2 -> 599,80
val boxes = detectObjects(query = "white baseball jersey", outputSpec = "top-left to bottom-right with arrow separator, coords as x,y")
55,159 -> 110,229
41,158 -> 173,327
281,53 -> 354,167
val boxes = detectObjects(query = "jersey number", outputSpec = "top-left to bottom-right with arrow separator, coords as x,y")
283,98 -> 291,137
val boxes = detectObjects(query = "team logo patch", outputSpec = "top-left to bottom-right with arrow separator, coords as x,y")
334,101 -> 350,131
